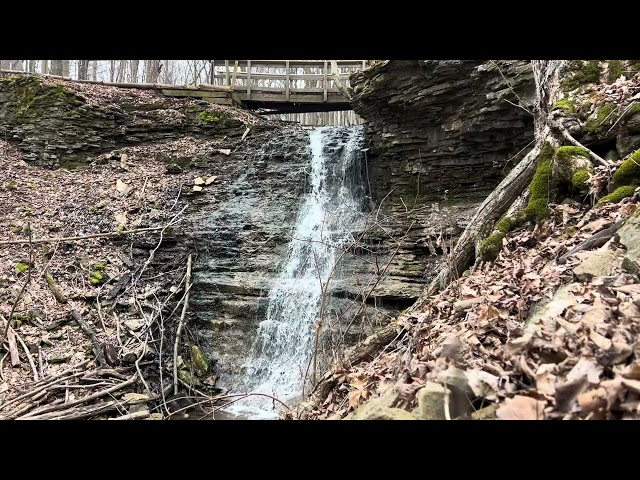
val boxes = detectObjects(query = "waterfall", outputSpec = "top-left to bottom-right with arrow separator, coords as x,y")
224,126 -> 365,419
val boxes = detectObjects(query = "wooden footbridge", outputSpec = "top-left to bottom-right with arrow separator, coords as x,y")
2,60 -> 368,114
159,60 -> 367,114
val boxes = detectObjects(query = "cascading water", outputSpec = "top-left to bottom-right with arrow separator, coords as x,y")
224,126 -> 365,419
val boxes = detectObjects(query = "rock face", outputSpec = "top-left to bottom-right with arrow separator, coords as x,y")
337,60 -> 536,303
0,73 -> 251,168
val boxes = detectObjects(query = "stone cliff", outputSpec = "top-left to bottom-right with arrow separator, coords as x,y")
337,60 -> 536,308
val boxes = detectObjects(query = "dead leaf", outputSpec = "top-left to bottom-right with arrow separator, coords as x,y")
477,304 -> 500,323
505,331 -> 533,356
218,148 -> 231,155
535,364 -> 557,397
555,376 -> 589,412
116,179 -> 131,195
589,330 -> 612,351
124,319 -> 144,331
577,388 -> 607,413
192,185 -> 203,192
566,358 -> 602,385
622,378 -> 640,394
496,395 -> 545,420
581,301 -> 611,329
194,177 -> 205,185
115,212 -> 127,227
580,217 -> 610,234
205,175 -> 217,185
465,369 -> 499,399
621,362 -> 640,380
122,392 -> 152,405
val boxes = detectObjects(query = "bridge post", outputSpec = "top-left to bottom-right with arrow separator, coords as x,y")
224,60 -> 230,86
285,60 -> 290,101
247,60 -> 251,99
323,60 -> 328,102
210,60 -> 215,85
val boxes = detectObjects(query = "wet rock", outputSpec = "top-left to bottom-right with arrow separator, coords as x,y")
616,211 -> 640,274
411,382 -> 449,420
573,250 -> 620,281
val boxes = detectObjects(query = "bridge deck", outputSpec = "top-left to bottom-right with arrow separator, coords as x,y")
1,60 -> 367,114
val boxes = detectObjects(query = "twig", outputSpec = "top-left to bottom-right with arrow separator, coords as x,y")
14,332 -> 38,382
71,310 -> 107,367
109,409 -> 150,420
0,225 -> 177,246
38,346 -> 44,380
46,273 -> 68,303
20,374 -> 137,418
6,329 -> 20,367
173,254 -> 193,395
443,382 -> 451,420
3,224 -> 33,338
0,352 -> 7,381
550,117 -> 609,167
490,60 -> 533,116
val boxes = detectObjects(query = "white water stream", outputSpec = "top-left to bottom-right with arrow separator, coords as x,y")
224,126 -> 365,419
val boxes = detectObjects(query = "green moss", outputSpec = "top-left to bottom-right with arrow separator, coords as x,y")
613,150 -> 640,185
15,262 -> 30,274
627,103 -> 640,117
93,263 -> 106,270
521,142 -> 554,221
561,60 -> 602,92
190,345 -> 209,375
495,216 -> 513,235
608,60 -> 624,83
597,185 -> 636,205
629,61 -> 640,73
555,146 -> 590,165
552,99 -> 576,114
4,180 -> 18,190
586,103 -> 616,133
564,226 -> 578,237
572,169 -> 590,190
89,271 -> 104,285
199,111 -> 221,123
1,75 -> 84,121
480,232 -> 505,262
10,226 -> 21,234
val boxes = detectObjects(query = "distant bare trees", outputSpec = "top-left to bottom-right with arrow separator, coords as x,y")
50,60 -> 63,76
145,60 -> 161,83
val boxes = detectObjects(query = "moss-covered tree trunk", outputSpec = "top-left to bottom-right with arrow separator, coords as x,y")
414,60 -> 564,306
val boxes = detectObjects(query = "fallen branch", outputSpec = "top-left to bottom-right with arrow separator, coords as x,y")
6,329 -> 20,367
550,117 -> 609,167
3,225 -> 33,338
20,374 -> 137,418
109,410 -> 150,420
46,273 -> 68,304
14,331 -> 39,382
558,219 -> 625,264
173,254 -> 193,395
71,310 -> 107,367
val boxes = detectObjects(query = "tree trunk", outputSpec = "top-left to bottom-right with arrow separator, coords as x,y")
130,60 -> 139,83
109,60 -> 116,82
50,60 -> 63,76
145,60 -> 160,83
28,60 -> 36,73
62,60 -> 70,78
78,60 -> 89,80
116,60 -> 127,82
40,60 -> 48,75
10,60 -> 23,71
91,60 -> 97,81
414,60 -> 565,307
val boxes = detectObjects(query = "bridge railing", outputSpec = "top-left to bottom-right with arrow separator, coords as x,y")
209,60 -> 366,101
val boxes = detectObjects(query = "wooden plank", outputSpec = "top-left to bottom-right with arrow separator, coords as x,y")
236,92 -> 350,104
203,97 -> 233,106
285,60 -> 290,101
247,60 -> 251,99
225,60 -> 229,86
323,61 -> 328,102
244,86 -> 342,94
231,61 -> 238,88
161,89 -> 228,99
225,60 -> 365,68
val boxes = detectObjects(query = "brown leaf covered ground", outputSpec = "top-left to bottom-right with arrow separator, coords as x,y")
307,183 -> 640,420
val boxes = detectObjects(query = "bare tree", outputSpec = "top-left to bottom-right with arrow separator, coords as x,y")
62,60 -> 70,77
28,60 -> 36,73
78,60 -> 89,80
91,60 -> 97,81
40,60 -> 48,75
145,60 -> 161,83
0,60 -> 10,70
130,60 -> 140,83
50,60 -> 63,76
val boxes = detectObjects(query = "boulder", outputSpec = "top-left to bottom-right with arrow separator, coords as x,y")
347,405 -> 419,420
573,250 -> 620,281
411,382 -> 449,420
616,211 -> 640,274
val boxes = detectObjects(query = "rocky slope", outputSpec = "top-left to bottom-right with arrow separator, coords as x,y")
299,60 -> 640,421
336,60 -> 536,309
